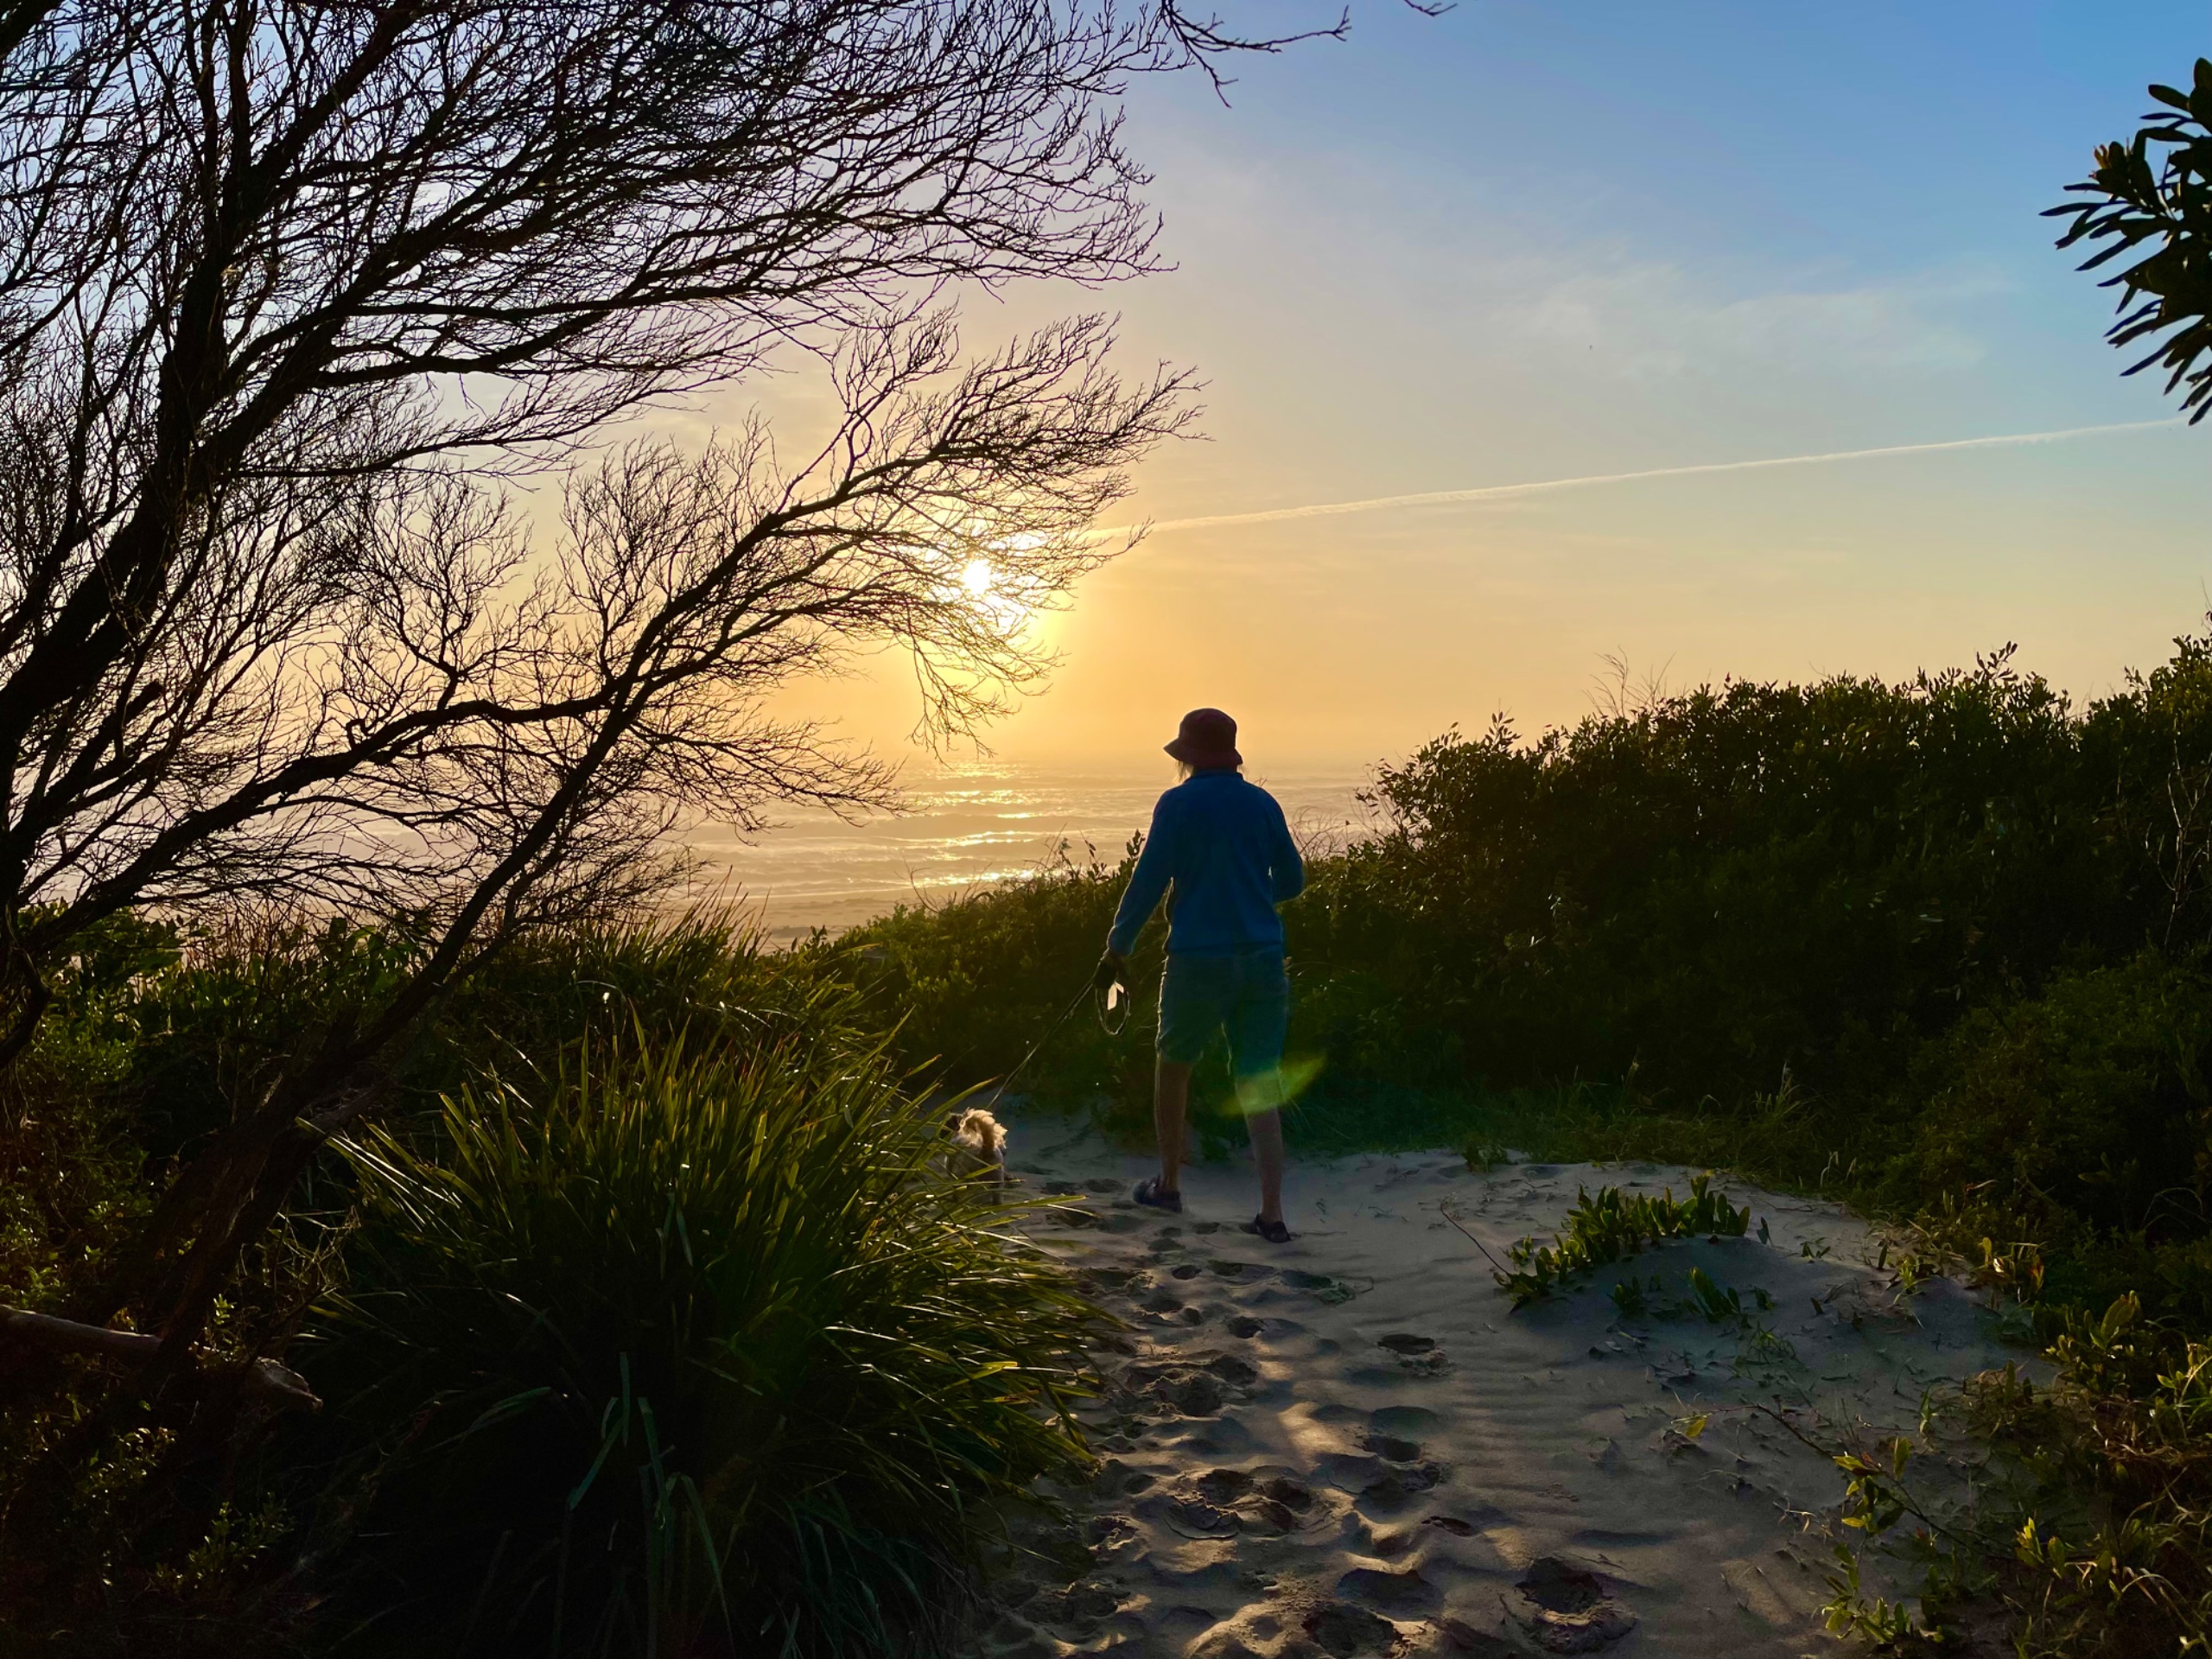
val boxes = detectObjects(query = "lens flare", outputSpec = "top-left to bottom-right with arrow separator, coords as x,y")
1235,1054 -> 1327,1116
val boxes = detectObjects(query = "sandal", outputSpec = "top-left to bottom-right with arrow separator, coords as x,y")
1243,1213 -> 1292,1244
1132,1176 -> 1184,1213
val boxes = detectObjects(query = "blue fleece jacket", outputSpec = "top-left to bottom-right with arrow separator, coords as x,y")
1106,769 -> 1306,957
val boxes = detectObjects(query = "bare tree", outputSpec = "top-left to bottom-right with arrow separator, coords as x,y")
0,0 -> 1406,1394
76,314 -> 1184,1370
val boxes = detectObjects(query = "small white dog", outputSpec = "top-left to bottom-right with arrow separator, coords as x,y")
944,1106 -> 1008,1192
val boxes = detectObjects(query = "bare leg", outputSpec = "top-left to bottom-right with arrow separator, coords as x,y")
1247,1104 -> 1286,1225
1154,1058 -> 1192,1192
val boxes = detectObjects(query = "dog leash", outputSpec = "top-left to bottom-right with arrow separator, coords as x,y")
983,972 -> 1130,1112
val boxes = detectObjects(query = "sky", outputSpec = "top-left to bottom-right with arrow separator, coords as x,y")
731,0 -> 2212,776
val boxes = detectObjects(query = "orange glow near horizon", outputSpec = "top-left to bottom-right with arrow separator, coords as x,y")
732,3 -> 2212,782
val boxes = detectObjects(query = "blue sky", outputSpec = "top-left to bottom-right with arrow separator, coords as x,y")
767,2 -> 2212,768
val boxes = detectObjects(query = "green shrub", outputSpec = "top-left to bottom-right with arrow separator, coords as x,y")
0,914 -> 325,1659
1797,1294 -> 2212,1658
108,908 -> 863,1160
1897,954 -> 2212,1241
431,910 -> 869,1088
313,1025 -> 1101,1657
0,913 -> 175,1309
1335,656 -> 2115,1100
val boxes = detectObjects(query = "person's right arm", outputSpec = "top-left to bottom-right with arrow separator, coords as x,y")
1268,799 -> 1306,904
1105,797 -> 1177,958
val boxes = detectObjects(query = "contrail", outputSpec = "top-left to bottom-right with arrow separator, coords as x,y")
1125,416 -> 2182,537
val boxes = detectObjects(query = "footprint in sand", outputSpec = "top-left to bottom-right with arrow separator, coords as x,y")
1226,1313 -> 1303,1342
1163,1495 -> 1241,1539
1433,1619 -> 1521,1656
1261,1473 -> 1317,1528
1196,1467 -> 1255,1503
1282,1268 -> 1370,1305
1208,1258 -> 1274,1282
1344,1421 -> 1450,1516
1336,1560 -> 1442,1616
1513,1557 -> 1640,1654
1128,1351 -> 1260,1417
1077,1264 -> 1144,1297
1421,1500 -> 1509,1536
1375,1332 -> 1452,1376
1298,1600 -> 1402,1656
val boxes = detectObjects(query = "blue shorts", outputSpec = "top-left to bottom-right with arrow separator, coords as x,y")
1158,947 -> 1289,1078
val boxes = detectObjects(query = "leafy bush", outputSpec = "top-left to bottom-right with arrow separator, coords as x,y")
1331,654 -> 2119,1101
1992,1295 -> 2212,1656
1896,953 -> 2212,1240
3,913 -> 1090,1656
858,640 -> 2212,1131
312,1025 -> 1100,1657
1821,1294 -> 2212,1659
0,912 -> 178,1310
0,914 -> 330,1659
2050,55 -> 2212,423
107,908 -> 864,1159
1496,1174 -> 1751,1307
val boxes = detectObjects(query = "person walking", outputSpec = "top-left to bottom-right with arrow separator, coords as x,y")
1096,708 -> 1306,1242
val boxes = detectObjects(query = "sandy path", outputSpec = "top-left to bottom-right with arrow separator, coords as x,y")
970,1131 -> 2024,1658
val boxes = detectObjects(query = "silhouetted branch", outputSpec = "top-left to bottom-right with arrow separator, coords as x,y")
0,1306 -> 320,1409
2050,57 -> 2212,422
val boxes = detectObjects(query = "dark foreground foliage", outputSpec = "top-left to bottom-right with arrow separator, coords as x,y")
321,1030 -> 1096,1656
0,917 -> 1097,1658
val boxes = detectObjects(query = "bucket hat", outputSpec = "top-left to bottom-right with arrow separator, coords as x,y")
1165,707 -> 1241,769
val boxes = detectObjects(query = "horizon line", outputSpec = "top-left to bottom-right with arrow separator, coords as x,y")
1115,416 -> 2185,537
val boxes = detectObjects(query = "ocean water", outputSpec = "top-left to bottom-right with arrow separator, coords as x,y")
687,764 -> 1379,941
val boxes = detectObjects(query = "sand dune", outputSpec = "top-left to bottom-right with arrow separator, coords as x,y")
971,1133 -> 2026,1657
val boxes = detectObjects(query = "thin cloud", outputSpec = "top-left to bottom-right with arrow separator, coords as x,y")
1123,418 -> 2183,537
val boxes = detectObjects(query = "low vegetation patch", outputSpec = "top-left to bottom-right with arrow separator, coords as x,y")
1607,1265 -> 1776,1324
1495,1175 -> 1751,1308
1802,1293 -> 2212,1657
